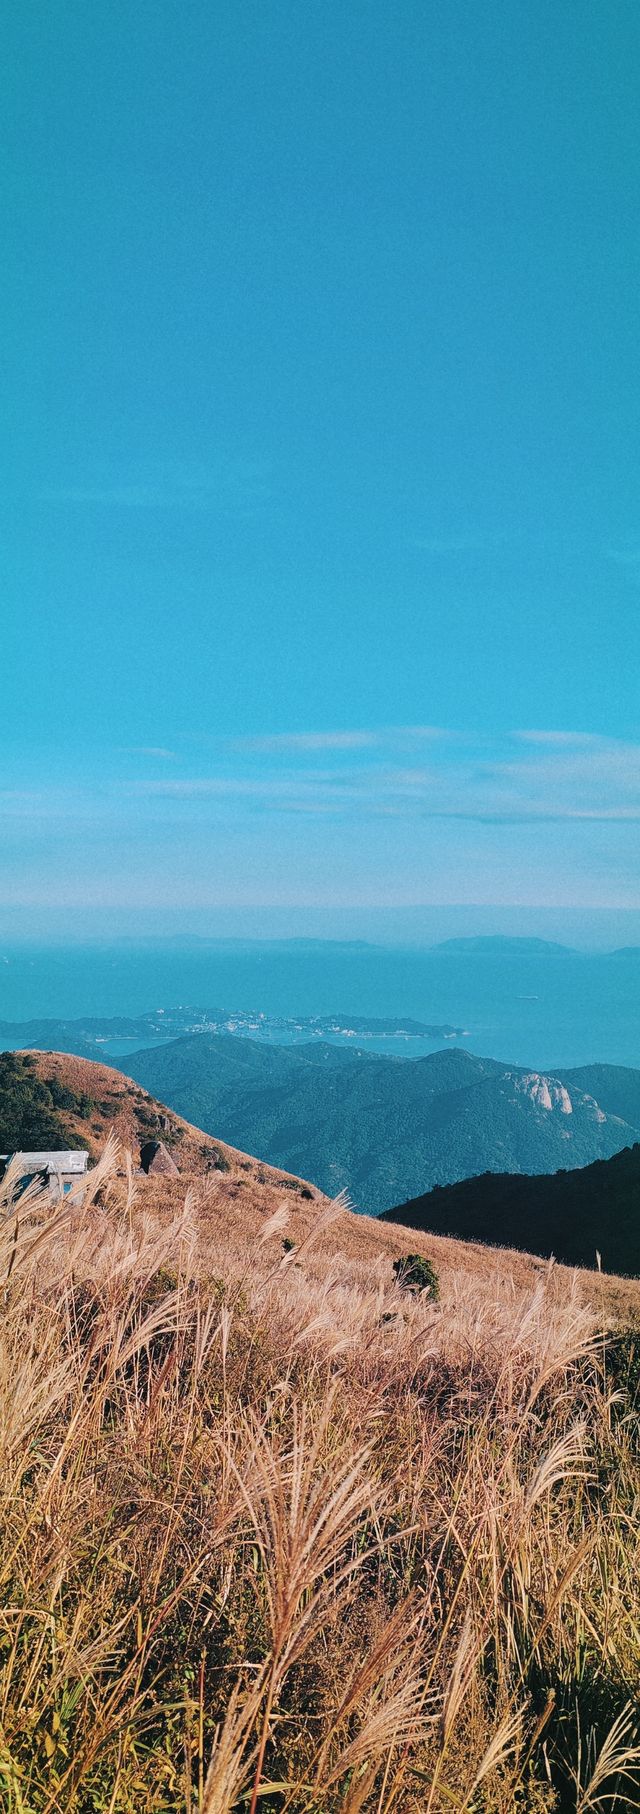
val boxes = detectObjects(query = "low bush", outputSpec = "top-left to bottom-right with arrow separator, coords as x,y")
393,1250 -> 440,1299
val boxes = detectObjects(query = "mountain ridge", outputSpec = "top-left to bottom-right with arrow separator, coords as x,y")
122,1034 -> 640,1212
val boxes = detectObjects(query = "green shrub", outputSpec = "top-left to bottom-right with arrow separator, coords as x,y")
203,1144 -> 230,1172
48,1078 -> 95,1116
0,1053 -> 88,1152
393,1252 -> 440,1300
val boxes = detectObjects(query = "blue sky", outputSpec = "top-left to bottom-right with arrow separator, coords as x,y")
3,0 -> 640,932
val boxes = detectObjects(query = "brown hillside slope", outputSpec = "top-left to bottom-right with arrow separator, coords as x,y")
24,1050 -> 640,1326
24,1047 -> 325,1207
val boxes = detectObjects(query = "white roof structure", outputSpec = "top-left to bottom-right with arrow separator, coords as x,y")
2,1151 -> 89,1173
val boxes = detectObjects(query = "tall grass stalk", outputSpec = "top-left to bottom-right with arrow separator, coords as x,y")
0,1153 -> 638,1811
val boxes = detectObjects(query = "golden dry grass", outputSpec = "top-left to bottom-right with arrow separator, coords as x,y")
0,1137 -> 639,1812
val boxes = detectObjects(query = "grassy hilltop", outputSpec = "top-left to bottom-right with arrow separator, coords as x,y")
0,1048 -> 325,1204
0,1056 -> 639,1810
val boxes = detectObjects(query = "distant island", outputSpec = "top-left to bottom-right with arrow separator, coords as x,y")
305,1015 -> 466,1038
0,1007 -> 467,1054
431,936 -> 577,957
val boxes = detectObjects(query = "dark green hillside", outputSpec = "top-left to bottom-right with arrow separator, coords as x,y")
0,1052 -> 94,1152
383,1143 -> 640,1276
126,1035 -> 640,1213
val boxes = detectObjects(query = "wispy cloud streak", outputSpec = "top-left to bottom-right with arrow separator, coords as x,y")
2,732 -> 638,832
39,457 -> 273,515
233,726 -> 448,754
113,731 -> 640,824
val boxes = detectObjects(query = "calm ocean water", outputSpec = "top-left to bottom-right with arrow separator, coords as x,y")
1,941 -> 639,1071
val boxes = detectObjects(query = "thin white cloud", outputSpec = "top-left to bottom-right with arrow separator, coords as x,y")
123,735 -> 640,824
42,484 -> 172,509
39,458 -> 273,514
4,735 -> 639,839
121,746 -> 177,760
137,777 -> 300,798
236,731 -> 379,753
234,725 -> 449,754
512,730 -> 600,748
396,725 -> 454,741
411,531 -> 509,555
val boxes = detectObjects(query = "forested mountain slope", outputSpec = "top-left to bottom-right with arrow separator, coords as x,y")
125,1035 -> 640,1211
384,1141 -> 640,1275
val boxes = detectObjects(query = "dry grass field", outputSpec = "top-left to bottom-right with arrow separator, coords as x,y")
1,1116 -> 640,1809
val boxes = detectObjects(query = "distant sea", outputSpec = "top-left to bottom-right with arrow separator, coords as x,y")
1,939 -> 639,1071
